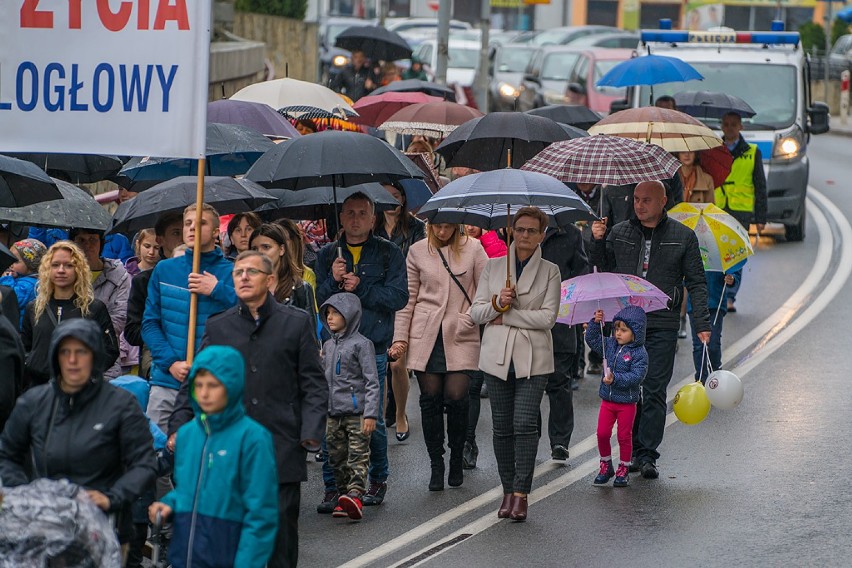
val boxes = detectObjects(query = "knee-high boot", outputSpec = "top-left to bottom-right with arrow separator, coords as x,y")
420,394 -> 445,491
446,397 -> 470,487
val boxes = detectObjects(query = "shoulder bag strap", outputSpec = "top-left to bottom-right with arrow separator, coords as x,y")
436,247 -> 472,308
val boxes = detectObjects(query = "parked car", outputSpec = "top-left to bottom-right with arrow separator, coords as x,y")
567,32 -> 640,50
385,17 -> 472,35
516,46 -> 583,111
563,49 -> 634,114
482,43 -> 538,112
414,38 -> 481,87
824,34 -> 852,79
319,16 -> 376,84
529,25 -> 619,47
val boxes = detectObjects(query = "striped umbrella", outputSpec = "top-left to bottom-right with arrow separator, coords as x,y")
588,107 -> 722,152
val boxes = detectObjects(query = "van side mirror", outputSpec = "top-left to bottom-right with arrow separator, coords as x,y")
610,99 -> 631,113
807,102 -> 830,135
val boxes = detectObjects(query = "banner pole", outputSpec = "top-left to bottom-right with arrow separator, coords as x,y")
186,159 -> 206,365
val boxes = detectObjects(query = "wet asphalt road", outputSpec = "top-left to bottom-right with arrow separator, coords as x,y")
296,134 -> 852,568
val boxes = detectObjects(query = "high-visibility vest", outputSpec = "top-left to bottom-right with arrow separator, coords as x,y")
715,143 -> 757,212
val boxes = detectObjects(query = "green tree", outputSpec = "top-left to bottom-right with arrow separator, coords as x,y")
832,18 -> 850,46
234,0 -> 307,20
798,21 -> 826,52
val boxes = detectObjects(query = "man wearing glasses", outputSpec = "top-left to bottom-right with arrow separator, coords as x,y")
170,250 -> 326,568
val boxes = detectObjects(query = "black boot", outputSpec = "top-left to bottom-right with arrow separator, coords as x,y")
420,394 -> 445,491
446,397 -> 469,487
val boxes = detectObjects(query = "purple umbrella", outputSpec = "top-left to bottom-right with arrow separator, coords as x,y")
557,268 -> 670,326
207,99 -> 301,139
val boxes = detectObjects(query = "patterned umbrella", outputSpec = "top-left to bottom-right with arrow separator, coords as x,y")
521,135 -> 682,186
668,202 -> 752,273
557,268 -> 670,326
380,101 -> 484,136
588,107 -> 722,152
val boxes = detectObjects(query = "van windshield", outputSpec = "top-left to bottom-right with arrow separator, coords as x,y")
639,62 -> 797,130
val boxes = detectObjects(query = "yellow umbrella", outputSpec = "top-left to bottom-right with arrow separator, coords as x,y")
668,202 -> 753,273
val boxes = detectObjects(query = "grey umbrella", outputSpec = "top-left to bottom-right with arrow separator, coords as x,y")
0,178 -> 111,231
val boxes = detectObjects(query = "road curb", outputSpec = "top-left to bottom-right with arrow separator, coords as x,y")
829,127 -> 852,138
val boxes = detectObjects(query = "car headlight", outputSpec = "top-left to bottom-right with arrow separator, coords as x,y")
772,128 -> 804,161
498,82 -> 519,99
544,90 -> 565,105
332,55 -> 349,68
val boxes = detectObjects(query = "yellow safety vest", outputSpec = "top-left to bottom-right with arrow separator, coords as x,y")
715,143 -> 757,212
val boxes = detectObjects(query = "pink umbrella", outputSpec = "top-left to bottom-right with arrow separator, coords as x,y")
557,268 -> 670,326
350,91 -> 442,127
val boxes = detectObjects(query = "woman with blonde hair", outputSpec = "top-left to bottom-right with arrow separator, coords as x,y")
389,222 -> 487,490
21,241 -> 118,388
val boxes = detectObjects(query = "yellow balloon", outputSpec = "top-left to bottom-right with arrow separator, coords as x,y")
673,382 -> 711,425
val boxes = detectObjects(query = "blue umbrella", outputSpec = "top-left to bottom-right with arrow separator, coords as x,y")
597,55 -> 704,88
838,6 -> 852,24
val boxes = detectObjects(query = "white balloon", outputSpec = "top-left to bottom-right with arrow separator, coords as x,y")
705,370 -> 744,410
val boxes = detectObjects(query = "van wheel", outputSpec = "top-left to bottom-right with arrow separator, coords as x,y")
785,211 -> 805,242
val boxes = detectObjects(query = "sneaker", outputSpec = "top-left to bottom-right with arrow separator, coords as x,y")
314,452 -> 323,462
613,464 -> 629,487
593,460 -> 615,485
628,461 -> 642,473
338,492 -> 364,520
551,444 -> 570,461
316,491 -> 339,514
641,461 -> 659,479
331,505 -> 348,518
586,362 -> 602,376
361,481 -> 387,506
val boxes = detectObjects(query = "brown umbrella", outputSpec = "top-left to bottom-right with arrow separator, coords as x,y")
588,107 -> 722,152
379,101 -> 484,137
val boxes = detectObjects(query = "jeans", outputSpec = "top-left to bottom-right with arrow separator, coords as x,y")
633,328 -> 679,464
323,353 -> 389,490
690,311 -> 725,382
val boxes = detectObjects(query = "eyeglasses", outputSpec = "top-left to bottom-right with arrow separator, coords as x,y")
513,227 -> 541,236
232,268 -> 270,278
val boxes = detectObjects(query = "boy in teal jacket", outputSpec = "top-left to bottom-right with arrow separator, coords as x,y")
149,345 -> 278,568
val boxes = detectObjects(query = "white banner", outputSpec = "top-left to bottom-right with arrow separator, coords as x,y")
0,1 -> 211,159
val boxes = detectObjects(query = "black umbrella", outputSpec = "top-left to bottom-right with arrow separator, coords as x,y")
0,178 -> 111,231
108,176 -> 277,234
672,91 -> 756,120
0,242 -> 14,274
4,153 -> 123,184
526,105 -> 601,130
371,79 -> 457,101
334,25 -> 412,62
257,183 -> 400,221
119,123 -> 276,182
435,112 -> 576,171
0,154 -> 62,207
245,130 -> 424,190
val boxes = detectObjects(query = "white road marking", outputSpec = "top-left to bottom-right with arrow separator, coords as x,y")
340,189 -> 848,568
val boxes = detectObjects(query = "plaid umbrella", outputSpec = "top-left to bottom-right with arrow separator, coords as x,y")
588,107 -> 722,152
521,135 -> 682,186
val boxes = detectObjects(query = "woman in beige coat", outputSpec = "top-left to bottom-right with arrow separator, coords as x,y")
677,151 -> 716,203
389,223 -> 488,491
470,207 -> 561,522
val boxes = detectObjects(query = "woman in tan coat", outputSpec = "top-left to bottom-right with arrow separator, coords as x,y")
470,207 -> 561,522
677,151 -> 716,203
389,223 -> 488,491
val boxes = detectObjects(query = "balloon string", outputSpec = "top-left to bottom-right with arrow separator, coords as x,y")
713,282 -> 726,327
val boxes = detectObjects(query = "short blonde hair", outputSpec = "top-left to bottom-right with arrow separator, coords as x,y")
184,202 -> 220,226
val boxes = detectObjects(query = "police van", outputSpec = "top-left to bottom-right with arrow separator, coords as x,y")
617,25 -> 830,241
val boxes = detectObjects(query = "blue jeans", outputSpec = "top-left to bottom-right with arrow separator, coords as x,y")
689,311 -> 725,382
323,353 -> 389,490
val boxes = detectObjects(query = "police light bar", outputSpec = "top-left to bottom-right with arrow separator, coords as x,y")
640,30 -> 799,46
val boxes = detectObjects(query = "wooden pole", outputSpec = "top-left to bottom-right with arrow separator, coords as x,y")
185,158 -> 206,365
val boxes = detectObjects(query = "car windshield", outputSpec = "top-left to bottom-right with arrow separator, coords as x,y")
541,53 -> 580,80
496,48 -> 536,73
532,29 -> 571,46
449,47 -> 479,69
639,62 -> 797,130
594,60 -> 627,96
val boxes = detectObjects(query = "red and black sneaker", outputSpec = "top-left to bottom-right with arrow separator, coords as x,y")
338,492 -> 364,520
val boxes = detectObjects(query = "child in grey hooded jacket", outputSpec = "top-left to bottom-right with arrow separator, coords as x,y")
320,292 -> 380,520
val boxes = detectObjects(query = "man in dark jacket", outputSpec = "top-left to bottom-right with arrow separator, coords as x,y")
0,284 -> 19,330
169,251 -> 326,568
0,319 -> 157,542
590,181 -> 710,480
315,192 -> 408,507
601,176 -> 684,228
0,299 -> 24,431
540,224 -> 589,461
329,49 -> 379,101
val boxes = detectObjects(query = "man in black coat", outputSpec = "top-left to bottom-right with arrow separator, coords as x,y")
601,176 -> 684,228
540,224 -> 589,460
169,251 -> 326,568
0,298 -> 24,432
0,284 -> 19,330
329,49 -> 379,101
590,181 -> 710,480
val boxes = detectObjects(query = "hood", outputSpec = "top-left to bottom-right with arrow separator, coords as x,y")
112,375 -> 150,410
613,305 -> 646,347
49,319 -> 108,381
188,345 -> 246,427
320,292 -> 362,341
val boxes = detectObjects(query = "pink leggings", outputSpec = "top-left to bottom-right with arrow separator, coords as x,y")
597,400 -> 638,464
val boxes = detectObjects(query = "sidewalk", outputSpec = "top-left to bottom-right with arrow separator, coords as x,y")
829,115 -> 852,137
